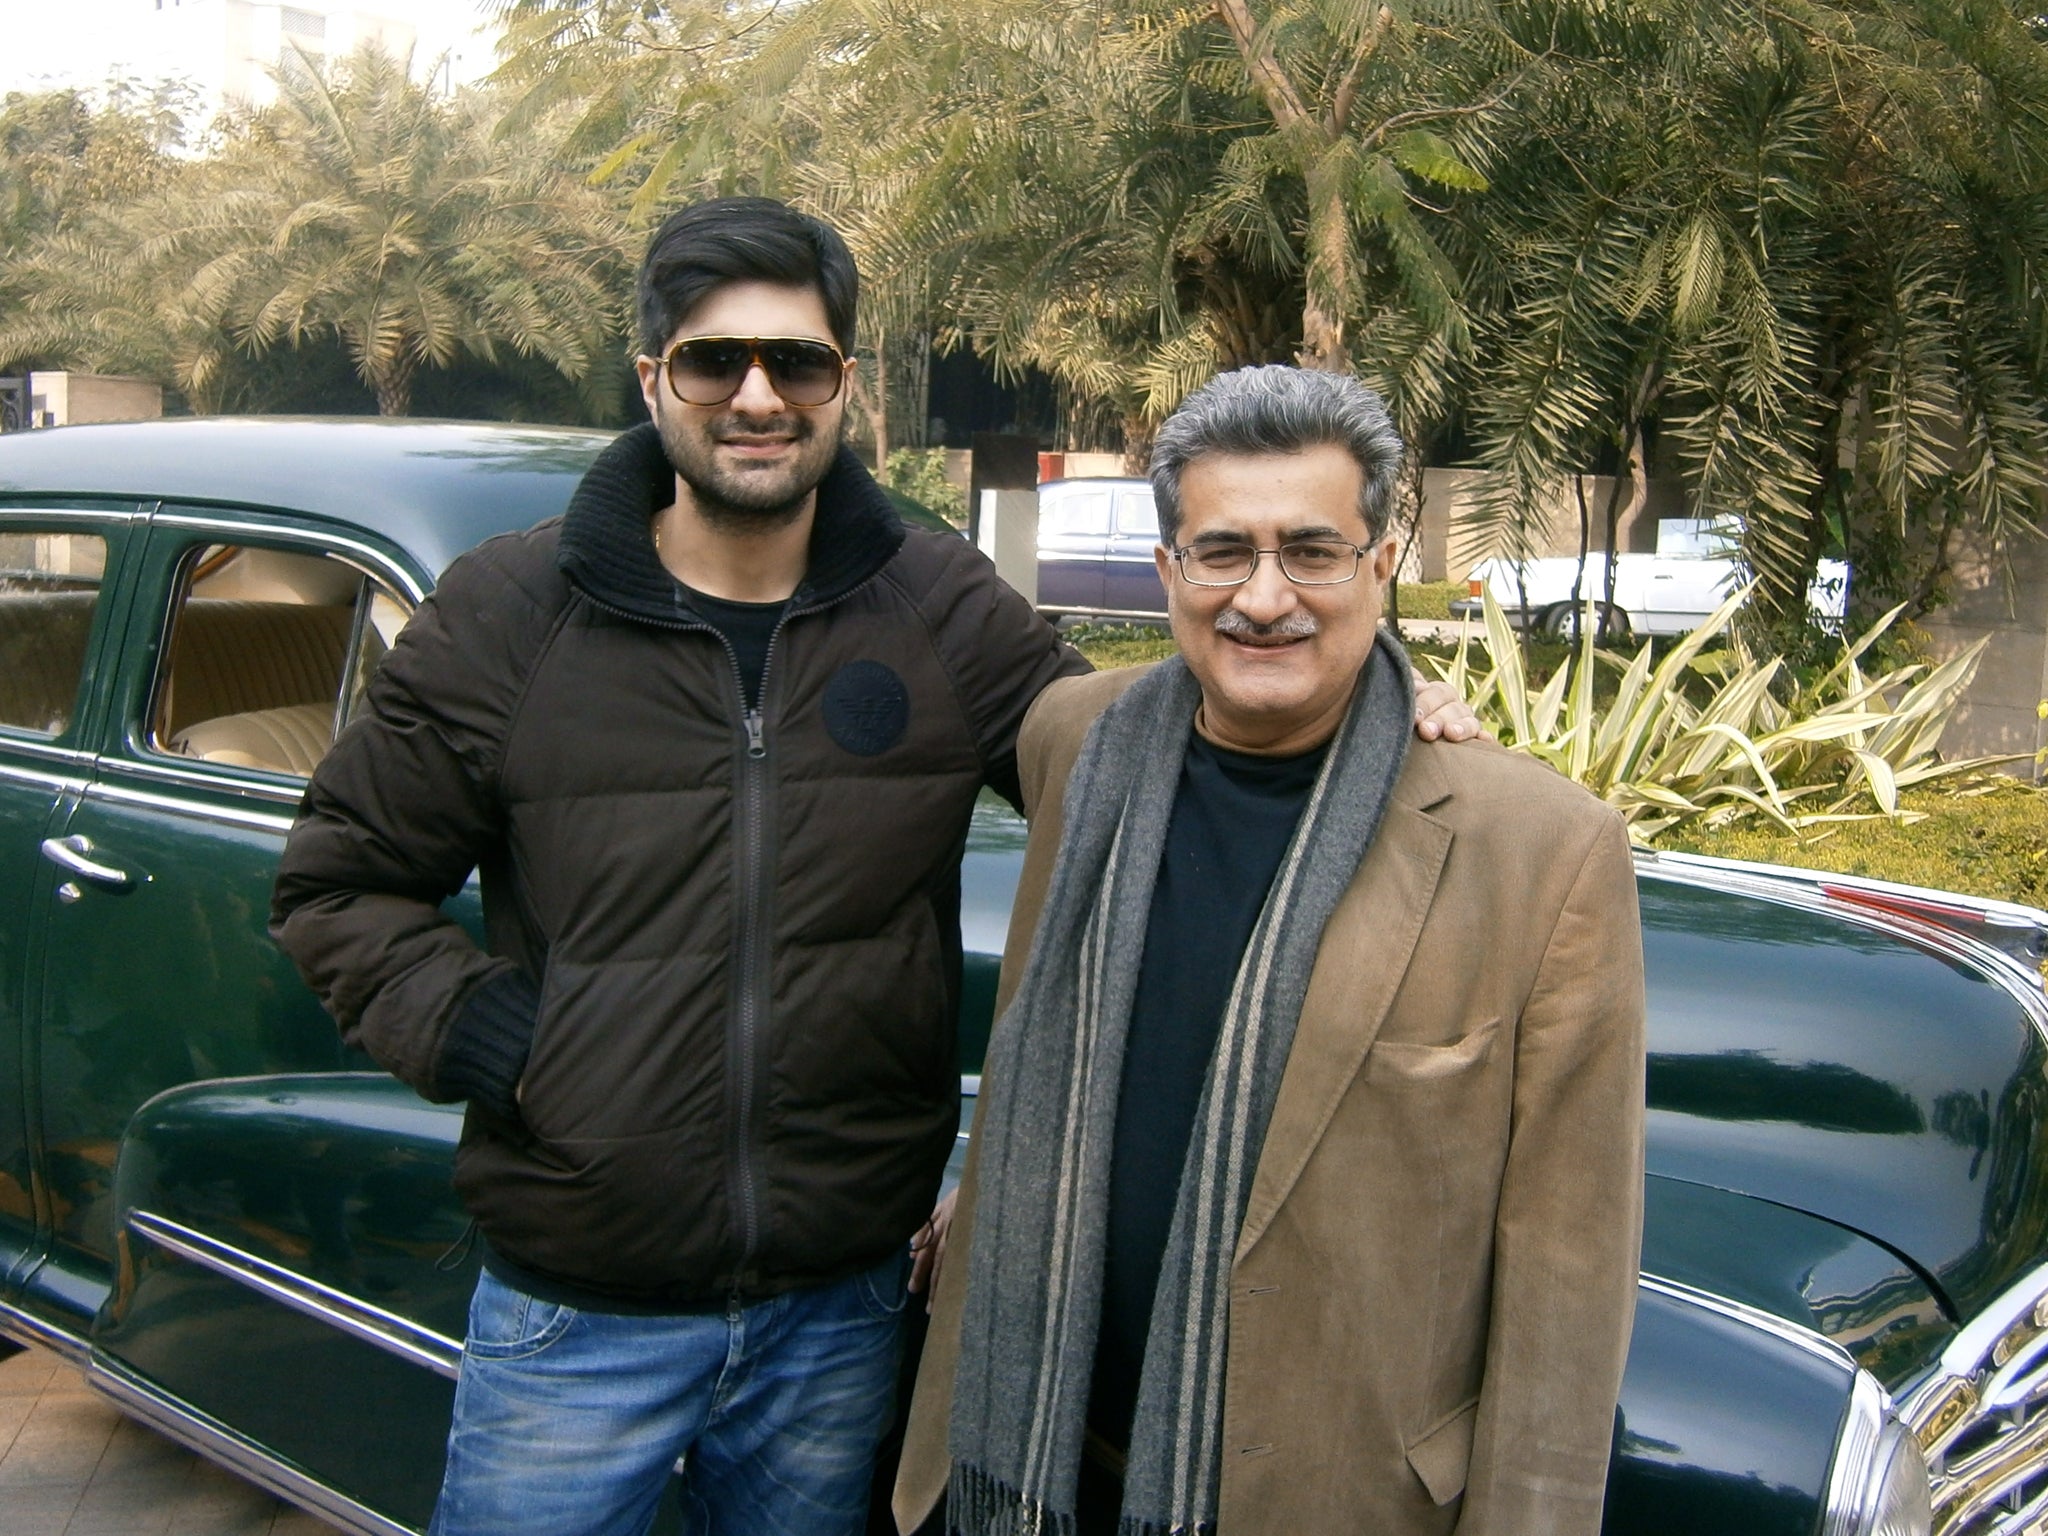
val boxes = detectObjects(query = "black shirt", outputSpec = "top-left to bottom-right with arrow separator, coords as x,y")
685,586 -> 786,710
1088,728 -> 1328,1447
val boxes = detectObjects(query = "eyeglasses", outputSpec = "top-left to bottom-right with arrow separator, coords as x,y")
650,335 -> 849,408
1169,540 -> 1374,587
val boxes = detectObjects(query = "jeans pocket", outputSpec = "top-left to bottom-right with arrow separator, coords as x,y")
464,1271 -> 577,1361
855,1249 -> 913,1322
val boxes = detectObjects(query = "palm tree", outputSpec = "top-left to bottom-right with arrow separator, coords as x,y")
2,46 -> 632,418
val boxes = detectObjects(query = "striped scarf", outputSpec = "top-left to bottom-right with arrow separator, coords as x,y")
949,635 -> 1413,1536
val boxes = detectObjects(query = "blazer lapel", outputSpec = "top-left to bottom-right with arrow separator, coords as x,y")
1236,747 -> 1454,1261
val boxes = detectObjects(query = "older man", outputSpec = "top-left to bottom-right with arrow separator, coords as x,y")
897,367 -> 1646,1536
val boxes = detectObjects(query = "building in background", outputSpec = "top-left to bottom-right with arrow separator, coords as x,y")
138,0 -> 417,117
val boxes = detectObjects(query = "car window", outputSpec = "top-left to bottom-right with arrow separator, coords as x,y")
0,531 -> 108,739
146,542 -> 413,779
1116,488 -> 1158,539
1049,488 -> 1112,538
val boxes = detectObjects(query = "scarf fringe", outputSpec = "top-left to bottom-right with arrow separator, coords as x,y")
946,1462 -> 1214,1536
948,1463 -> 1078,1536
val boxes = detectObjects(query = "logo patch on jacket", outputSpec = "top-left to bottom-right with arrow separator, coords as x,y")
822,660 -> 910,756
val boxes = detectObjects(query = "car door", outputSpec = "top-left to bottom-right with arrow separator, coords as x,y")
0,509 -> 138,1317
1103,484 -> 1163,618
1034,482 -> 1112,615
30,508 -> 466,1527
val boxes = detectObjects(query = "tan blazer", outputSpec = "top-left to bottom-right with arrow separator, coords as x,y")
897,664 -> 1647,1536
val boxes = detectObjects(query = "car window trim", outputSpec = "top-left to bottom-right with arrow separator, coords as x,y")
117,513 -> 426,793
0,507 -> 144,755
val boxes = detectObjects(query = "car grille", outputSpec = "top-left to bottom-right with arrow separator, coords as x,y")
1902,1264 -> 2048,1534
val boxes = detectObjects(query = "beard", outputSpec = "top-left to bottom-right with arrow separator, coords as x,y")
654,399 -> 841,531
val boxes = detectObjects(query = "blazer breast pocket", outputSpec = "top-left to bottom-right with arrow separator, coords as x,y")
1364,1019 -> 1501,1085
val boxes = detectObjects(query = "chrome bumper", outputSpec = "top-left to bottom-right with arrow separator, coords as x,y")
1902,1262 -> 2048,1533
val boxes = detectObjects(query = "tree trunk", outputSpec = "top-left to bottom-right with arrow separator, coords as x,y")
368,354 -> 414,417
1122,410 -> 1153,476
1566,473 -> 1593,685
872,330 -> 890,479
1297,293 -> 1349,372
1598,427 -> 1638,643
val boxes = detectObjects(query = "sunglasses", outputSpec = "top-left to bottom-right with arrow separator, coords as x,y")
652,335 -> 849,409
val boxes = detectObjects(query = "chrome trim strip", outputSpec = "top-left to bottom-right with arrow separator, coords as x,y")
1645,848 -> 2048,935
1637,1272 -> 1857,1370
1034,604 -> 1168,623
1821,1369 -> 1893,1536
0,507 -> 145,526
148,514 -> 428,602
0,756 -> 90,789
86,1357 -> 418,1536
0,1295 -> 90,1367
1933,1260 -> 2048,1389
88,777 -> 299,828
129,1211 -> 462,1379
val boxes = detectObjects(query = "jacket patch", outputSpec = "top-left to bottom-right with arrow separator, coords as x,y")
823,660 -> 910,756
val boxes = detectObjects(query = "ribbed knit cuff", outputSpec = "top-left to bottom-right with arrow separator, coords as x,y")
436,968 -> 541,1121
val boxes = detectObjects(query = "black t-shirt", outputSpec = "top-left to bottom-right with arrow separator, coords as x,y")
1088,728 -> 1329,1448
684,586 -> 786,710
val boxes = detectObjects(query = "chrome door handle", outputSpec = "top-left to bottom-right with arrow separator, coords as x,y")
40,835 -> 135,893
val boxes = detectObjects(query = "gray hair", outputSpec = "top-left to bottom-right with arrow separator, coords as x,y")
1149,366 -> 1404,544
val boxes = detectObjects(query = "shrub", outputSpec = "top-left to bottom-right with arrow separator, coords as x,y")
1423,588 -> 2012,839
880,448 -> 966,525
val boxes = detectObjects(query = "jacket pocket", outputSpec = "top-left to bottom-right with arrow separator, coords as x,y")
1406,1397 -> 1479,1506
1366,1019 -> 1500,1084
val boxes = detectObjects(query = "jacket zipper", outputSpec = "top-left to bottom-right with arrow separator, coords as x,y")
724,614 -> 783,1284
579,570 -> 886,1293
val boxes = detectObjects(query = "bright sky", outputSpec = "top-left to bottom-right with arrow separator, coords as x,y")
0,0 -> 503,98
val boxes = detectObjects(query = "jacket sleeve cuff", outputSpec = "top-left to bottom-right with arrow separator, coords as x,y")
435,968 -> 541,1120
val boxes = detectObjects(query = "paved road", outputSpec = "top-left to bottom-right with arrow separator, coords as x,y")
0,1345 -> 345,1536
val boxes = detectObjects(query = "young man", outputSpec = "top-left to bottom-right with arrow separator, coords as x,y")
899,367 -> 1646,1536
272,199 -> 1481,1535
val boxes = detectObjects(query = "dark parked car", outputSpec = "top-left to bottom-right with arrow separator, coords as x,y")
1035,476 -> 1165,622
0,418 -> 2044,1536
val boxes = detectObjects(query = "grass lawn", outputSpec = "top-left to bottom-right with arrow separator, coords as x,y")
1654,783 -> 2048,908
1388,579 -> 1465,621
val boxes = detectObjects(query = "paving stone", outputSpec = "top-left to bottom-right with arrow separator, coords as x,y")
0,1483 -> 83,1535
0,1348 -> 347,1533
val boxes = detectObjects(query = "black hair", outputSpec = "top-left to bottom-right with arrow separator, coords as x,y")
635,196 -> 859,355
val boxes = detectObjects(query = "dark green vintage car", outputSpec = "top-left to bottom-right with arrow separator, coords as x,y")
0,417 -> 2045,1536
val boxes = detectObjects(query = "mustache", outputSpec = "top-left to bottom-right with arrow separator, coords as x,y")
712,412 -> 810,441
1214,608 -> 1318,641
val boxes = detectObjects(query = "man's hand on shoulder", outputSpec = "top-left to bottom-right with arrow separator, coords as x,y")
1412,669 -> 1486,742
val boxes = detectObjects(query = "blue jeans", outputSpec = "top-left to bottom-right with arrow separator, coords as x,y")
429,1252 -> 910,1536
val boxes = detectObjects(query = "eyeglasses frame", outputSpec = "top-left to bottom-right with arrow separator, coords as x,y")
647,334 -> 851,409
1167,539 -> 1379,588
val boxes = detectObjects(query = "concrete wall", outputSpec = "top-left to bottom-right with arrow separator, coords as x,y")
1919,531 -> 2048,782
27,373 -> 163,428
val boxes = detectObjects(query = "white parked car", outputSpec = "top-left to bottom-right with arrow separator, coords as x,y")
1449,518 -> 1849,638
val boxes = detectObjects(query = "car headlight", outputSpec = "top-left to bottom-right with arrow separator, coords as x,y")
1826,1369 -> 1933,1536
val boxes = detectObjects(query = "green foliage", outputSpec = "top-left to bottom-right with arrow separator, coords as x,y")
1389,579 -> 1462,620
0,48 -> 631,420
1656,782 -> 2048,911
1066,622 -> 1178,670
1424,587 -> 2012,840
879,448 -> 965,525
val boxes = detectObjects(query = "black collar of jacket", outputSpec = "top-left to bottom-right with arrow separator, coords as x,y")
556,422 -> 907,622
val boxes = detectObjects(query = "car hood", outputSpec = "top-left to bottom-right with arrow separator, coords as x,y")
1637,868 -> 2048,1324
963,801 -> 2048,1326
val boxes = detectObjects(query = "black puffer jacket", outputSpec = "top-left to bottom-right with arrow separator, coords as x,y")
272,426 -> 1085,1307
